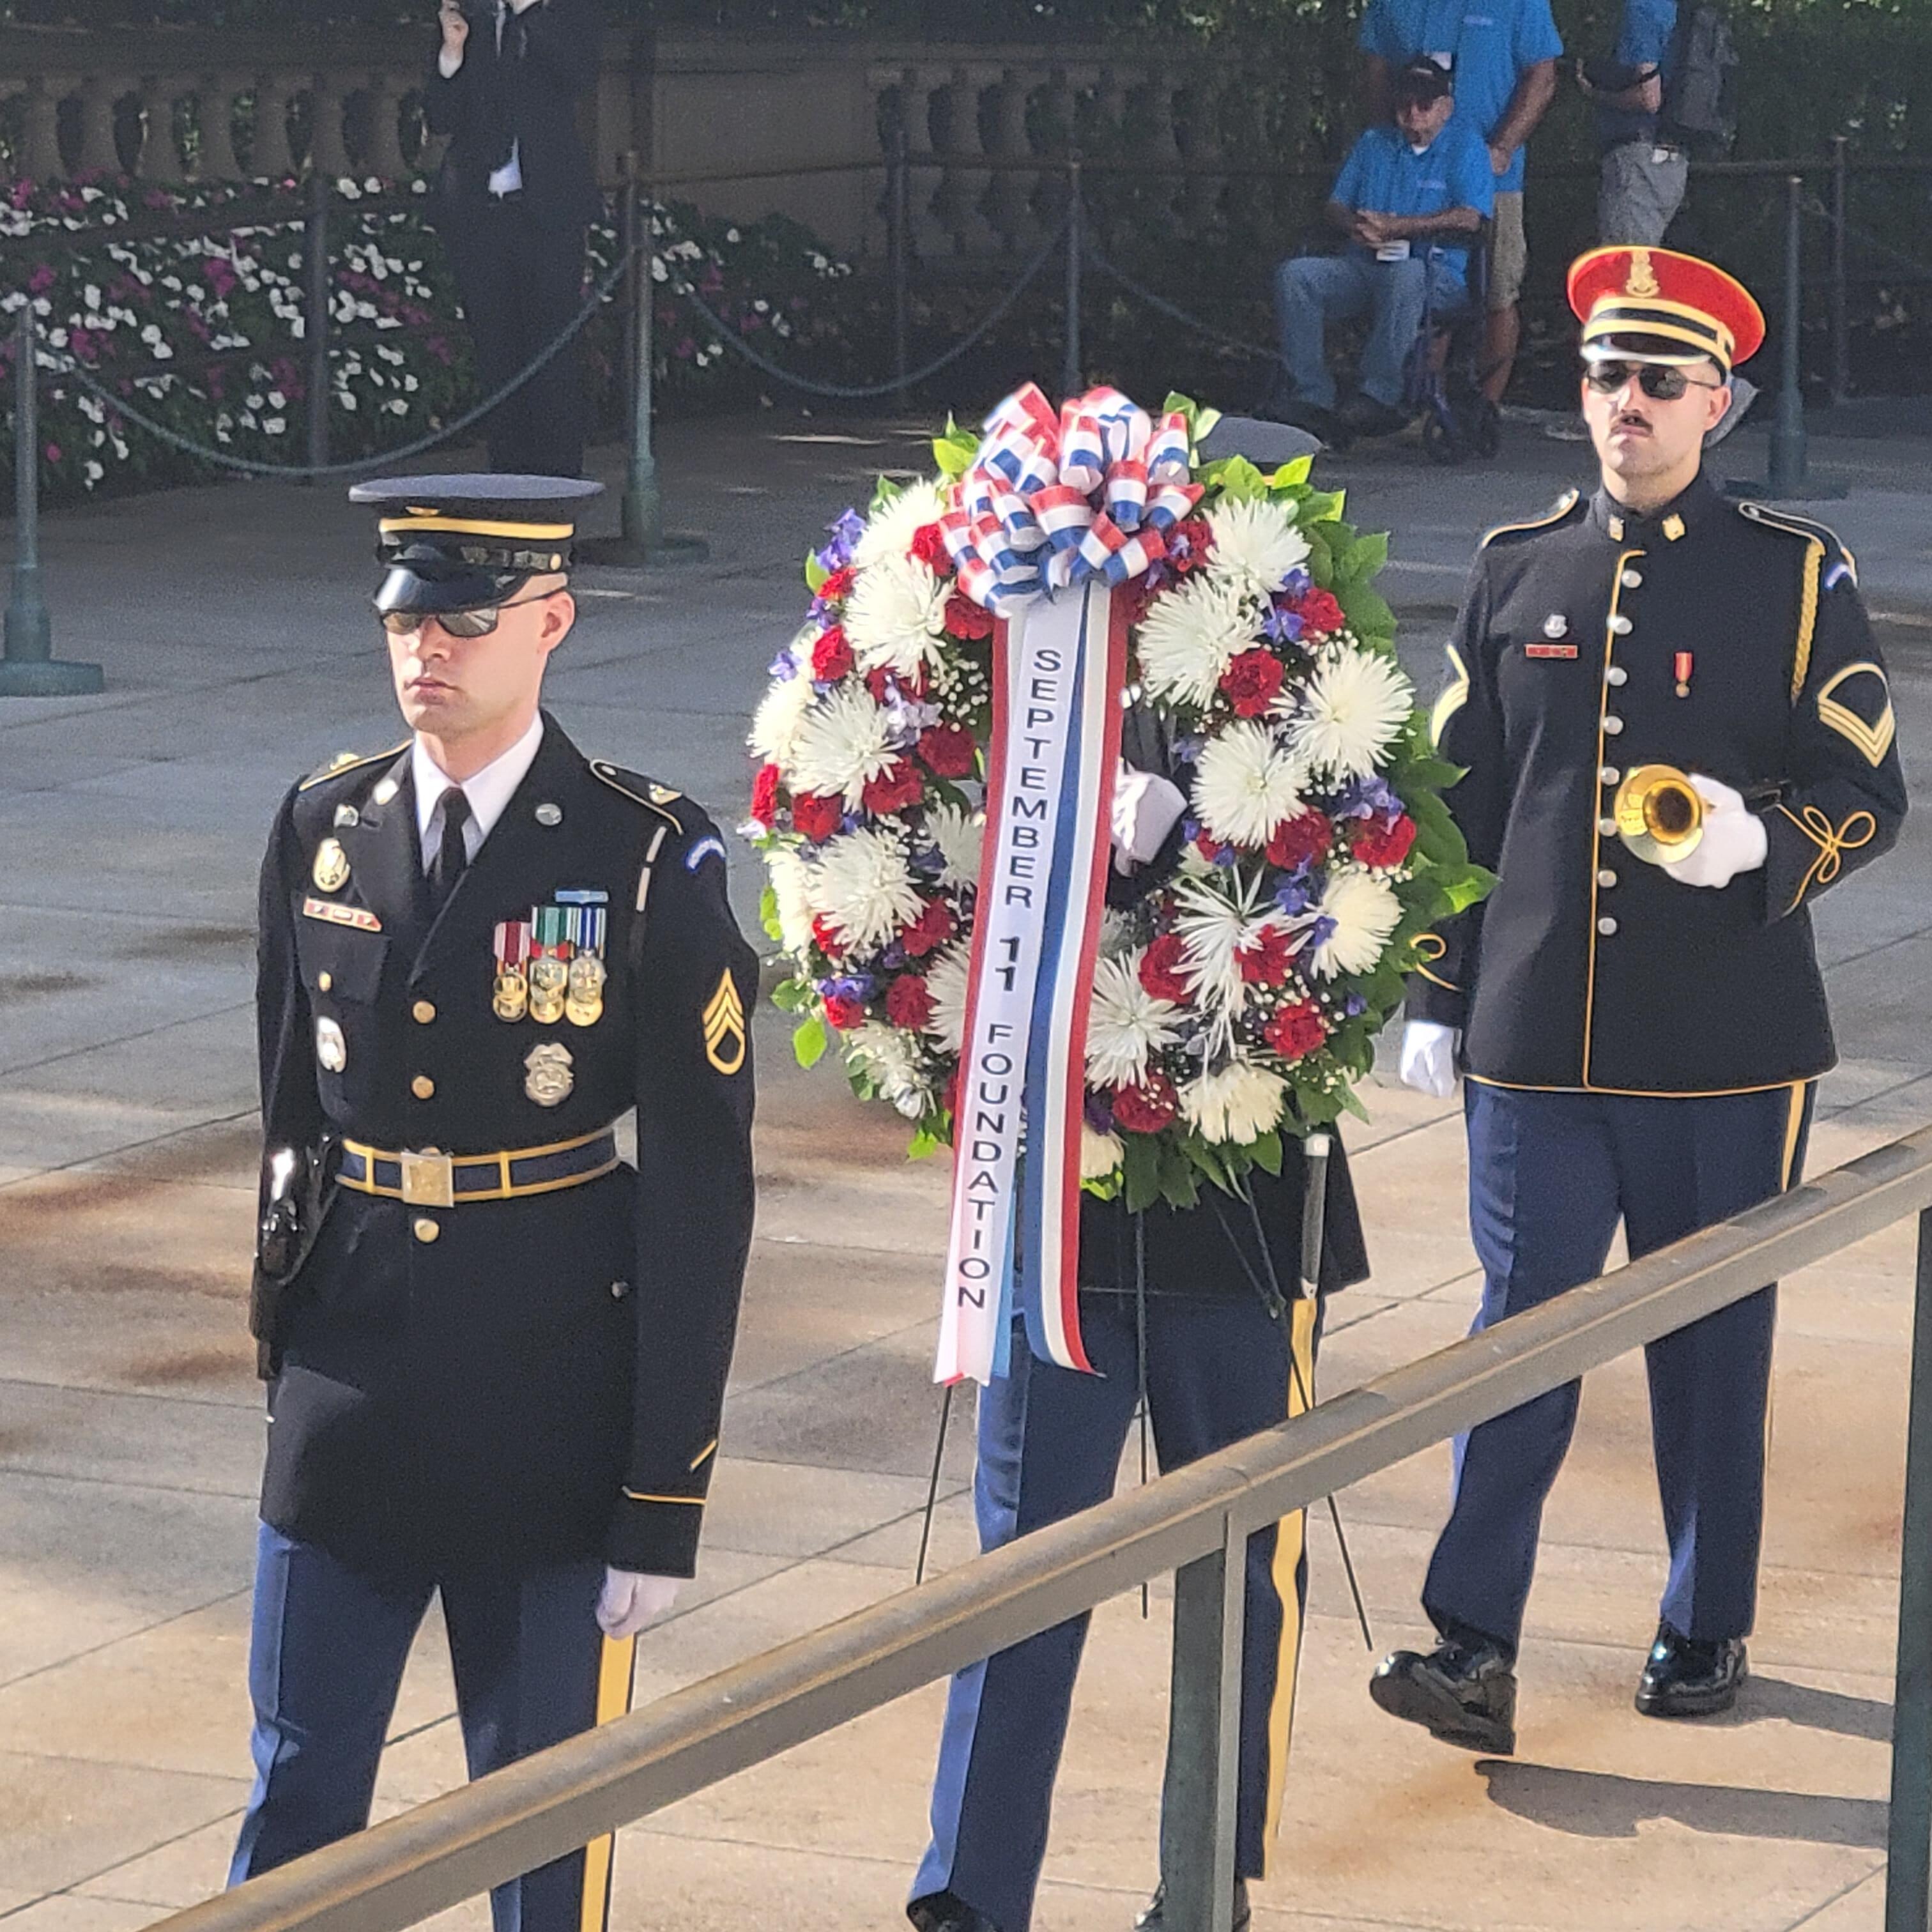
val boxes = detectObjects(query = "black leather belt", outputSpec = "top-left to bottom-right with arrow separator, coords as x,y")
338,1129 -> 619,1209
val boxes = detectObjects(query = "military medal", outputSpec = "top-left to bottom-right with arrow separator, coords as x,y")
564,905 -> 607,1027
1675,650 -> 1694,698
492,920 -> 532,1022
312,838 -> 351,893
528,905 -> 570,1025
524,1040 -> 574,1107
315,1016 -> 348,1073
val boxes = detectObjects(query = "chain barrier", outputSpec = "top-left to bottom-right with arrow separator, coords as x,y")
663,210 -> 1070,401
1082,232 -> 1277,364
29,236 -> 641,482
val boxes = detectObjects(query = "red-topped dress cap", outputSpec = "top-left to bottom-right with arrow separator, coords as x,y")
1565,245 -> 1767,372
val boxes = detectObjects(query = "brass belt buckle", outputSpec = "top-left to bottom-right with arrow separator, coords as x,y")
400,1149 -> 456,1209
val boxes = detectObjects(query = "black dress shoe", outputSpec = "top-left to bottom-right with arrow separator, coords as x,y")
1635,1621 -> 1747,1717
1369,1633 -> 1517,1754
1135,1878 -> 1250,1931
907,1891 -> 1000,1932
1337,391 -> 1411,440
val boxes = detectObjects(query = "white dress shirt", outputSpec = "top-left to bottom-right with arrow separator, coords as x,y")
415,713 -> 543,873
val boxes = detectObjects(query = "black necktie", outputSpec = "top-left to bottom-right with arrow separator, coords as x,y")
431,789 -> 471,912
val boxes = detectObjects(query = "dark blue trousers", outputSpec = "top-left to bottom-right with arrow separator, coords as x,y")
230,1524 -> 634,1932
913,1293 -> 1321,1932
1423,1080 -> 1815,1653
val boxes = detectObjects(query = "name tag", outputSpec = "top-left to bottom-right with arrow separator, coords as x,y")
1375,240 -> 1413,262
1525,643 -> 1579,660
303,898 -> 383,931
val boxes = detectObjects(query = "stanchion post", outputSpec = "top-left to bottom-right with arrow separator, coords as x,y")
304,167 -> 331,480
1884,1208 -> 1932,1932
1829,134 -> 1850,408
1062,155 -> 1083,399
1162,1519 -> 1245,1932
1767,173 -> 1808,499
579,154 -> 707,567
1,305 -> 102,696
889,119 -> 911,409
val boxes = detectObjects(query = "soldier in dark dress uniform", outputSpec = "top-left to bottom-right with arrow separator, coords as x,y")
1370,248 -> 1906,1754
908,724 -> 1373,1932
231,476 -> 758,1932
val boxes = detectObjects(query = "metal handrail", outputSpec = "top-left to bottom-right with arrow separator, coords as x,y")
146,1120 -> 1932,1932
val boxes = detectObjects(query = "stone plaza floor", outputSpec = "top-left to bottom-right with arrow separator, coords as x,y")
1,404 -> 1929,1931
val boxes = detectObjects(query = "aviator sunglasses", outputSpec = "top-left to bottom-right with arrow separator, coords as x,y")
1583,360 -> 1726,401
379,588 -> 556,639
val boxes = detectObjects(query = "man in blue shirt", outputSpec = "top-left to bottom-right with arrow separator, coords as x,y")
1581,0 -> 1686,244
1360,0 -> 1563,404
1271,56 -> 1494,445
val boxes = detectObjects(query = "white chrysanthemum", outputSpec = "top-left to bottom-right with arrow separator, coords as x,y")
1081,1122 -> 1125,1183
807,827 -> 924,951
749,665 -> 817,769
1206,497 -> 1312,597
924,801 -> 986,892
852,478 -> 947,569
1312,866 -> 1402,979
786,685 -> 900,806
1293,646 -> 1414,778
847,1023 -> 928,1119
1171,870 -> 1275,1016
1085,949 -> 1186,1089
1181,1058 -> 1287,1145
765,847 -> 816,954
1191,719 -> 1308,850
845,552 -> 950,680
924,943 -> 970,1055
1134,573 -> 1259,709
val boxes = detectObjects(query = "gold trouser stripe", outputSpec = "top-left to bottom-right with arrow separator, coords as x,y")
1767,1080 -> 1811,1478
1262,1296 -> 1320,1871
578,1634 -> 638,1932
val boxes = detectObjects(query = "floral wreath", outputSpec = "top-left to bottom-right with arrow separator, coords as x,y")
747,393 -> 1488,1214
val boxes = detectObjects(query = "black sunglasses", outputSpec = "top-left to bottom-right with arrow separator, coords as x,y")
379,589 -> 556,638
1583,360 -> 1726,401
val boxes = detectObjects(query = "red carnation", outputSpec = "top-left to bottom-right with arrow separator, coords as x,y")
1119,575 -> 1159,630
1194,830 -> 1227,864
1112,1073 -> 1180,1134
1295,588 -> 1346,636
824,993 -> 868,1032
818,565 -> 855,602
945,591 -> 995,640
1139,933 -> 1192,1004
1170,517 -> 1213,574
811,914 -> 846,958
750,762 -> 780,827
811,625 -> 854,682
918,722 -> 978,779
1264,1000 -> 1328,1062
1237,923 -> 1296,988
885,974 -> 937,1031
1219,648 -> 1285,719
901,897 -> 958,958
910,521 -> 949,569
862,759 -> 924,816
792,791 -> 844,842
1266,809 -> 1333,871
1352,813 -> 1418,870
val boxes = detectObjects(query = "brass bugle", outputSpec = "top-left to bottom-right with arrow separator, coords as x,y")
1613,763 -> 1704,866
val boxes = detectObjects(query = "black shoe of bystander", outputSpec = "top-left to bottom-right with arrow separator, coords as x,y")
1369,1632 -> 1518,1754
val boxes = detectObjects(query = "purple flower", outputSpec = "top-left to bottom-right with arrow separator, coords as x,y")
1304,914 -> 1337,953
1343,993 -> 1368,1018
879,942 -> 908,969
1262,601 -> 1304,646
769,650 -> 799,680
819,972 -> 877,1002
1273,873 -> 1317,916
1281,567 -> 1312,599
1084,1091 -> 1116,1134
1330,775 -> 1402,822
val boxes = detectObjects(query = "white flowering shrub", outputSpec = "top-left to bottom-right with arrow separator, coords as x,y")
748,392 -> 1495,1213
0,173 -> 854,500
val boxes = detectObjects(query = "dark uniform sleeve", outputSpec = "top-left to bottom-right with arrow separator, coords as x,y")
607,822 -> 759,1577
1406,557 -> 1505,1029
425,32 -> 471,141
515,0 -> 603,98
1759,539 -> 1908,921
256,786 -> 323,1200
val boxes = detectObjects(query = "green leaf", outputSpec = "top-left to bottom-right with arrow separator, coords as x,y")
1408,786 -> 1470,870
1442,863 -> 1498,912
932,419 -> 977,479
1268,454 -> 1314,491
1340,529 -> 1390,583
1121,1134 -> 1163,1215
1337,581 -> 1396,641
1300,489 -> 1347,526
804,549 -> 829,595
907,1126 -> 943,1161
768,974 -> 809,1013
1210,454 -> 1268,502
792,1015 -> 828,1070
1400,753 -> 1465,792
759,884 -> 782,944
1249,1128 -> 1284,1177
870,475 -> 902,514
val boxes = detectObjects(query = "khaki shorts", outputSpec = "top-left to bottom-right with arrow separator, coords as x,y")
1487,190 -> 1526,312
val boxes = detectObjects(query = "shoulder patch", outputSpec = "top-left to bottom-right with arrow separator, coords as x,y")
685,836 -> 727,873
1816,662 -> 1896,767
590,759 -> 685,833
297,742 -> 408,792
1480,489 -> 1581,549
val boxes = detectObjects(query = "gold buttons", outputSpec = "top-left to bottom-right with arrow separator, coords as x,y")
1606,666 -> 1628,687
317,971 -> 333,992
412,1000 -> 436,1025
1598,916 -> 1619,937
413,1217 -> 440,1244
1597,868 -> 1619,888
411,1075 -> 435,1101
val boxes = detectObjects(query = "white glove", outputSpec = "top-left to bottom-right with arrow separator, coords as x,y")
595,1567 -> 682,1638
1110,764 -> 1188,874
1658,775 -> 1769,890
1400,1020 -> 1460,1099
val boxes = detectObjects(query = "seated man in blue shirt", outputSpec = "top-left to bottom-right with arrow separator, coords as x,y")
1271,57 -> 1494,445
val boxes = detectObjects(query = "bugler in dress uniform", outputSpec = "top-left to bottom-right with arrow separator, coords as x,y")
1370,247 -> 1906,1753
231,476 -> 758,1932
